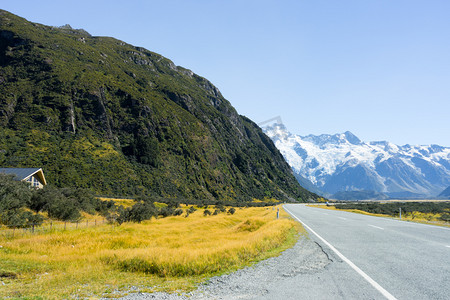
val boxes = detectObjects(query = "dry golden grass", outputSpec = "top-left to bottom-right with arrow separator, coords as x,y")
99,197 -> 136,208
0,206 -> 300,299
311,204 -> 450,227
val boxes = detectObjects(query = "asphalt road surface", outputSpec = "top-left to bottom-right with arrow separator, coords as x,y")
283,204 -> 450,300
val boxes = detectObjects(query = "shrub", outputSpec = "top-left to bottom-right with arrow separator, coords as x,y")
228,207 -> 236,215
203,209 -> 211,216
119,201 -> 158,223
60,187 -> 98,214
187,206 -> 196,214
32,185 -> 81,221
216,204 -> 226,213
158,206 -> 175,218
173,208 -> 183,216
0,209 -> 44,228
130,202 -> 158,222
0,173 -> 33,211
439,213 -> 450,222
0,174 -> 42,227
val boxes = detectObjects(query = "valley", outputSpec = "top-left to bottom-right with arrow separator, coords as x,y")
1,6 -> 449,300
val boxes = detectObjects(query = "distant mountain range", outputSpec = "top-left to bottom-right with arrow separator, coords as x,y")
263,123 -> 450,199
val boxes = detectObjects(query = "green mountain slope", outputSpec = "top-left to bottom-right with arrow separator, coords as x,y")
0,10 -> 318,202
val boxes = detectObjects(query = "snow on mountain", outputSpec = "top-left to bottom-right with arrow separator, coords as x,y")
263,123 -> 450,198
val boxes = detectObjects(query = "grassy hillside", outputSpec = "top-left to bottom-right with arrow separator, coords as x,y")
0,10 -> 319,202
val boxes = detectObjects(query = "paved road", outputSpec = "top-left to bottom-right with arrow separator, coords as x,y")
283,204 -> 450,300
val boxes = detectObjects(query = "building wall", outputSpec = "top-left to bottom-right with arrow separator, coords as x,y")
26,175 -> 44,189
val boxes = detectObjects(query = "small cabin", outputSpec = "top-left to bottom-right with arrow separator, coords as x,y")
0,168 -> 47,189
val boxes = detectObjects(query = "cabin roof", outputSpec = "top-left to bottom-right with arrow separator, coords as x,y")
0,168 -> 47,185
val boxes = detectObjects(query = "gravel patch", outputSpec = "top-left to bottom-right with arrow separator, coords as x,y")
113,234 -> 331,300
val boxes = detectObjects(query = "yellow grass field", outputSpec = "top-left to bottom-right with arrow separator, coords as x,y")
0,206 -> 300,299
98,197 -> 136,208
311,204 -> 450,227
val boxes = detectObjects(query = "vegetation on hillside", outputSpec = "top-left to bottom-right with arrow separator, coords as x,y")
0,174 -> 286,229
0,10 -> 319,202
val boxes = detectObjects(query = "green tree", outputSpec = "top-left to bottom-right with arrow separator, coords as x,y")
127,201 -> 158,223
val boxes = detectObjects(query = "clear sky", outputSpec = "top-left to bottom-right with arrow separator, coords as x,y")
3,0 -> 450,146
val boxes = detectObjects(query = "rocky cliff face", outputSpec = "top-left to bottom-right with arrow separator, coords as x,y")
0,10 -> 318,202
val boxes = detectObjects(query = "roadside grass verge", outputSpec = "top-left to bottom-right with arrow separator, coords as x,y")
311,204 -> 450,227
0,206 -> 300,299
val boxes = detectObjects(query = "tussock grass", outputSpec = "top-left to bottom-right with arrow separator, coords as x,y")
0,206 -> 299,299
312,204 -> 450,227
99,197 -> 136,208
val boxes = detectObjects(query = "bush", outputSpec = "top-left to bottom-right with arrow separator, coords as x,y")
173,208 -> 183,216
203,209 -> 211,216
127,201 -> 158,223
158,206 -> 175,218
215,204 -> 226,213
0,209 -> 44,228
0,174 -> 33,212
116,201 -> 158,223
61,187 -> 98,214
440,213 -> 450,222
228,207 -> 236,215
0,174 -> 42,227
32,185 -> 81,221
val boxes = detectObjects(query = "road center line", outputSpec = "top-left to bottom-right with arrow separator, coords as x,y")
369,225 -> 384,230
284,206 -> 398,300
338,217 -> 347,220
446,246 -> 450,248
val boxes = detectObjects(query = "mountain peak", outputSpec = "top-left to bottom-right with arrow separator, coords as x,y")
300,131 -> 362,147
263,124 -> 450,198
343,131 -> 361,145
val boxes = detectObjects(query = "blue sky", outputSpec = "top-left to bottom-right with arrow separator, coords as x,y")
3,0 -> 450,146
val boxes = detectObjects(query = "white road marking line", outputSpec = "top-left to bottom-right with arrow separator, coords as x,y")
338,217 -> 347,220
284,206 -> 398,300
369,225 -> 384,230
446,246 -> 450,248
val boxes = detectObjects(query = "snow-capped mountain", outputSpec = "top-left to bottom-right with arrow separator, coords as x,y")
263,123 -> 450,198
